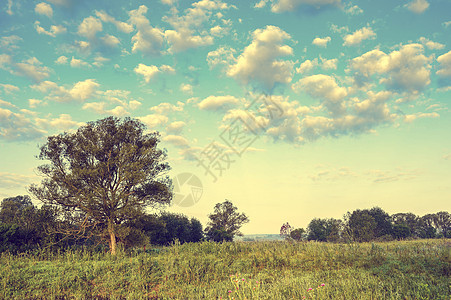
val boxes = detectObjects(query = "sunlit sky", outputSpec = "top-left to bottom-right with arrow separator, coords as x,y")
1,0 -> 450,234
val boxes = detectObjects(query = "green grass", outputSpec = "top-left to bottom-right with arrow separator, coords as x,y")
0,239 -> 450,299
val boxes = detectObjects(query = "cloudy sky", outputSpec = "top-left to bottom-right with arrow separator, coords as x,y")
1,0 -> 450,234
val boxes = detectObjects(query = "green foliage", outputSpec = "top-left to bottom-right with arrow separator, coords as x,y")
0,239 -> 449,299
205,200 -> 249,242
306,218 -> 342,242
289,228 -> 305,241
28,117 -> 173,254
346,209 -> 377,242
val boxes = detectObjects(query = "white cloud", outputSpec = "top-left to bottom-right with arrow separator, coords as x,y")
207,46 -> 236,69
0,84 -> 19,94
101,34 -> 121,48
134,63 -> 175,83
150,102 -> 184,114
296,59 -> 318,73
15,57 -> 51,82
0,107 -> 46,141
271,0 -> 341,13
227,25 -> 294,90
137,114 -> 169,128
70,57 -> 90,68
418,37 -> 445,50
436,51 -> 451,79
55,56 -> 68,64
129,5 -> 165,56
78,16 -> 103,40
180,83 -> 193,95
343,27 -> 376,46
35,2 -> 53,18
404,112 -> 439,123
95,10 -> 133,33
163,135 -> 189,147
163,0 -> 230,53
405,0 -> 429,14
198,95 -> 240,111
35,114 -> 84,131
82,102 -> 130,117
293,74 -> 347,116
166,121 -> 186,134
28,99 -> 43,108
0,35 -> 22,51
345,4 -> 363,15
255,0 -> 268,8
31,79 -> 99,102
321,57 -> 338,70
350,44 -> 432,93
312,36 -> 331,47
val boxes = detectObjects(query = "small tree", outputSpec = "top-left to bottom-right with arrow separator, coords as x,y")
29,117 -> 173,254
290,228 -> 306,241
280,222 -> 292,240
205,200 -> 249,242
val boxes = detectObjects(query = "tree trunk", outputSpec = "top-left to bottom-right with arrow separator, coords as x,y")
108,219 -> 117,255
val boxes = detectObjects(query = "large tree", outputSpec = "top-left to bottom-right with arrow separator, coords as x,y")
29,117 -> 173,254
205,200 -> 249,242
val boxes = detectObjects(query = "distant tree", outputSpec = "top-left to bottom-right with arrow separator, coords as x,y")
346,210 -> 377,242
205,200 -> 249,242
0,195 -> 34,226
367,207 -> 393,238
29,117 -> 173,254
418,214 -> 437,238
306,218 -> 341,242
432,212 -> 451,238
280,222 -> 292,240
392,223 -> 411,240
391,213 -> 420,238
290,228 -> 306,241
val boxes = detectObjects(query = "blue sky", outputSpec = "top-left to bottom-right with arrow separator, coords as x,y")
1,0 -> 450,234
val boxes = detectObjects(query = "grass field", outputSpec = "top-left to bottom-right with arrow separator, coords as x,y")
0,239 -> 450,299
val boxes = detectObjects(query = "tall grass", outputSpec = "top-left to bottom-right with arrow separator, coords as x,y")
0,239 -> 449,299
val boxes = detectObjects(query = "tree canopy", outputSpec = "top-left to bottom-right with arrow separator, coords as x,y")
205,200 -> 249,242
29,117 -> 173,254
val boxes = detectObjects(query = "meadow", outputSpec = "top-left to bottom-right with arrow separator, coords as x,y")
0,239 -> 449,300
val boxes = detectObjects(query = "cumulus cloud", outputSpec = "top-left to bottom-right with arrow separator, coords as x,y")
55,55 -> 68,64
70,57 -> 90,68
15,57 -> 51,82
180,83 -> 193,95
418,37 -> 445,50
227,25 -> 294,90
405,0 -> 429,14
163,0 -> 231,53
0,84 -> 19,94
163,134 -> 189,147
150,102 -> 184,114
271,0 -> 341,13
343,27 -> 376,46
31,79 -> 99,102
345,4 -> 363,15
95,10 -> 133,33
28,99 -> 43,108
137,114 -> 169,128
166,121 -> 186,134
207,46 -> 236,69
35,2 -> 53,17
78,16 -> 103,40
312,36 -> 331,47
293,74 -> 347,116
404,112 -> 439,123
349,44 -> 432,94
35,114 -> 84,131
436,50 -> 451,85
0,107 -> 46,141
134,63 -> 175,83
35,21 -> 67,37
129,5 -> 165,56
198,95 -> 240,111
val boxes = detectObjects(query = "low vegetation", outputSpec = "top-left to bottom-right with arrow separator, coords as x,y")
1,239 -> 449,299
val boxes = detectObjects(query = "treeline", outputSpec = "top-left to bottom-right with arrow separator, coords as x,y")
0,195 -> 204,254
282,207 -> 451,242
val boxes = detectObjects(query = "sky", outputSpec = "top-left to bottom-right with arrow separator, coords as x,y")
1,0 -> 450,234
